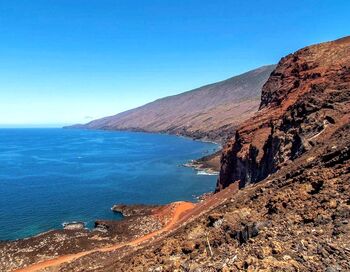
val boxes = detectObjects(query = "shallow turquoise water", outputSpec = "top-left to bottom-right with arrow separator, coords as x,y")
0,128 -> 218,241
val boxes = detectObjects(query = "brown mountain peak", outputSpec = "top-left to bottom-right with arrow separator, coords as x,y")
217,36 -> 350,190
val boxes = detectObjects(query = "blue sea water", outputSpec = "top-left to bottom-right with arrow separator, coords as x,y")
0,128 -> 218,241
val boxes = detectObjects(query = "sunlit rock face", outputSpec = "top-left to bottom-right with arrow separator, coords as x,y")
217,36 -> 350,190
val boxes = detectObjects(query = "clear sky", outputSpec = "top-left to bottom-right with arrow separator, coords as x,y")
0,0 -> 349,127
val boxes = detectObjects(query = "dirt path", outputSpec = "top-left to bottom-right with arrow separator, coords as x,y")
14,202 -> 195,272
15,184 -> 238,272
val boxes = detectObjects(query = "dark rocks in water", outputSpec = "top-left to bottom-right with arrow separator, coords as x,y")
62,221 -> 85,230
94,221 -> 110,233
111,204 -> 159,217
184,150 -> 222,174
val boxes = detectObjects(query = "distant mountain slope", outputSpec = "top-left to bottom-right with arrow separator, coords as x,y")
72,65 -> 275,142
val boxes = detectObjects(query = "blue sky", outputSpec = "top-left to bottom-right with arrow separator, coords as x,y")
0,0 -> 349,127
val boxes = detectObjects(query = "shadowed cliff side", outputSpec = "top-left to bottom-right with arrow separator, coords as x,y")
217,36 -> 350,190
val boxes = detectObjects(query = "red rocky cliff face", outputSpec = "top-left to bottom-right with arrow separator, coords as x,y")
217,36 -> 350,191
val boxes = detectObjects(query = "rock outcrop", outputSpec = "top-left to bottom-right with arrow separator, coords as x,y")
111,204 -> 159,217
217,36 -> 350,190
69,65 -> 275,143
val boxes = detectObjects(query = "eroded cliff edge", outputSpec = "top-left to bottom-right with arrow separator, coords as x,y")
217,36 -> 350,190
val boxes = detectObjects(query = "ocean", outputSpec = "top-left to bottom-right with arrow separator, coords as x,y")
0,128 -> 218,241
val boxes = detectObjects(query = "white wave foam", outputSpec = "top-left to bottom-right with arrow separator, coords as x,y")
197,170 -> 219,176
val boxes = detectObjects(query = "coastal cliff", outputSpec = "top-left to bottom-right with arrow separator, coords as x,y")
217,36 -> 350,190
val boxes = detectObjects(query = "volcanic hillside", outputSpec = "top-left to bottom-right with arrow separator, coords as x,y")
99,36 -> 350,271
73,65 -> 275,142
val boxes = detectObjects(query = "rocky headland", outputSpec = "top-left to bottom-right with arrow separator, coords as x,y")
111,204 -> 160,217
183,150 -> 222,174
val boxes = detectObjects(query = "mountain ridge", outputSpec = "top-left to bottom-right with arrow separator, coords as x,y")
69,64 -> 276,142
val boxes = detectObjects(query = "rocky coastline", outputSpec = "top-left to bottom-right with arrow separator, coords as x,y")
183,150 -> 221,175
2,36 -> 349,271
0,203 -> 170,271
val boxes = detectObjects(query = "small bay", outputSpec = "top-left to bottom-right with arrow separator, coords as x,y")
0,128 -> 218,240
